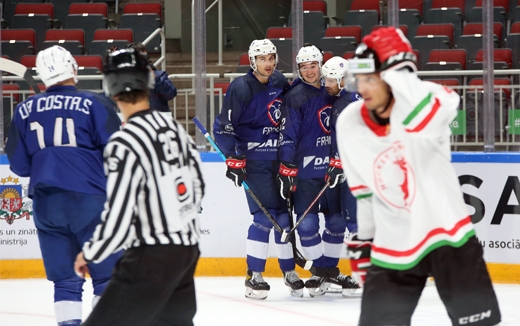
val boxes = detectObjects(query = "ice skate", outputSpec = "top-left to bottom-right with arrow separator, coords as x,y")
283,270 -> 304,297
328,273 -> 363,297
425,276 -> 435,287
245,269 -> 270,300
304,274 -> 328,297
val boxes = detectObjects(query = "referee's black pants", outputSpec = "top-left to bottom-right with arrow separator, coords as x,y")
83,243 -> 200,326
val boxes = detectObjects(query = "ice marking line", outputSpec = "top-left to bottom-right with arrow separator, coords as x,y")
0,311 -> 55,319
196,289 -> 356,326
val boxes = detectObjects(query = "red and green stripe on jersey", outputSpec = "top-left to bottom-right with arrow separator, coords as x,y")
350,185 -> 373,199
402,92 -> 442,132
371,216 -> 475,270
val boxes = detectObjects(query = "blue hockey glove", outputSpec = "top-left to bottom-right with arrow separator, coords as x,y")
225,155 -> 246,187
277,162 -> 298,200
325,158 -> 345,188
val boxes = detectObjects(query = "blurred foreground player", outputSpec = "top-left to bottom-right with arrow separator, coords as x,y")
337,27 -> 501,326
6,45 -> 122,326
75,48 -> 205,326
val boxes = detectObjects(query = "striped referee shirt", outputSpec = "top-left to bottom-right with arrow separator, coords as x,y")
83,110 -> 205,263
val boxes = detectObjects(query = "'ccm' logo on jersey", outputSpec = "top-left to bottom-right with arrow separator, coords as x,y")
267,98 -> 282,127
459,310 -> 492,324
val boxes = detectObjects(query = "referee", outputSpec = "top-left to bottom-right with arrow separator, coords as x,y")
74,48 -> 205,326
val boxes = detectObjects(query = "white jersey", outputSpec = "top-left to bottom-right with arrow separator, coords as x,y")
337,70 -> 474,271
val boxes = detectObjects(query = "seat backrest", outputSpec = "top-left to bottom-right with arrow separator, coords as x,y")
371,25 -> 409,37
429,49 -> 467,69
324,26 -> 362,42
511,21 -> 520,33
303,0 -> 327,15
45,29 -> 85,46
2,29 -> 36,46
239,53 -> 249,66
93,29 -> 133,42
266,27 -> 292,39
475,0 -> 509,11
416,23 -> 454,43
475,48 -> 513,68
399,0 -> 423,15
469,78 -> 511,97
431,0 -> 465,13
213,82 -> 230,95
74,55 -> 103,71
462,22 -> 503,40
69,3 -> 108,17
20,55 -> 37,68
123,2 -> 162,19
15,3 -> 54,19
350,0 -> 381,14
342,51 -> 356,59
3,84 -> 21,102
323,51 -> 333,62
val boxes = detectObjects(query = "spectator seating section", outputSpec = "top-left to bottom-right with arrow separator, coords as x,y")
236,53 -> 250,73
462,23 -> 503,42
12,3 -> 55,50
89,29 -> 133,58
120,2 -> 162,52
303,0 -> 327,15
342,10 -> 379,37
323,51 -> 333,62
2,29 -> 36,62
49,0 -> 89,26
457,34 -> 499,67
425,8 -> 465,41
350,0 -> 381,19
43,29 -> 85,55
416,23 -> 455,44
429,49 -> 467,69
399,9 -> 422,38
64,15 -> 107,52
372,25 -> 409,37
475,48 -> 513,68
266,27 -> 292,39
287,11 -> 327,46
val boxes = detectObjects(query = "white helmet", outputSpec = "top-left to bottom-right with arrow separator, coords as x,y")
321,56 -> 349,87
36,45 -> 78,87
296,45 -> 323,80
248,39 -> 278,71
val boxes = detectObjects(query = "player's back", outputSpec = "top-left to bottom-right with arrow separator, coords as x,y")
6,85 -> 121,196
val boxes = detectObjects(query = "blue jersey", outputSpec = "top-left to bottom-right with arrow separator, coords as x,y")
330,89 -> 361,158
6,85 -> 121,196
279,82 -> 337,179
213,70 -> 290,160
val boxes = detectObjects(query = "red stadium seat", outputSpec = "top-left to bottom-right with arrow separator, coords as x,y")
475,0 -> 509,11
74,55 -> 104,71
2,29 -> 36,46
511,22 -> 520,33
399,0 -> 424,15
428,49 -> 467,69
45,29 -> 85,47
20,55 -> 37,68
15,3 -> 54,19
325,26 -> 362,43
342,51 -> 355,59
416,23 -> 454,43
303,0 -> 327,15
350,0 -> 381,15
462,22 -> 503,41
266,27 -> 292,39
431,0 -> 465,13
371,25 -> 409,37
213,82 -> 230,95
239,53 -> 249,66
123,2 -> 162,20
323,51 -> 333,63
475,48 -> 513,68
93,29 -> 133,42
69,3 -> 108,17
3,84 -> 21,102
469,78 -> 511,98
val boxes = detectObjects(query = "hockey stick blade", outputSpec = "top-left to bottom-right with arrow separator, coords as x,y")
0,58 -> 41,94
281,180 -> 330,243
193,117 -> 313,270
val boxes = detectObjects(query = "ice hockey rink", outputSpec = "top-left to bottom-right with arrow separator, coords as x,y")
1,277 -> 519,326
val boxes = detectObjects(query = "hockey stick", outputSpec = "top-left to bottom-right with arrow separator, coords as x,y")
0,58 -> 41,94
193,117 -> 312,270
280,180 -> 330,243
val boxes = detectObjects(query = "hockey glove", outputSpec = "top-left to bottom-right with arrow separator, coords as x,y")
362,27 -> 417,72
277,162 -> 298,200
345,234 -> 372,288
325,158 -> 345,188
225,155 -> 246,187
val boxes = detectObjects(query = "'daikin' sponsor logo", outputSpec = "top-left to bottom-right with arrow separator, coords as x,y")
0,176 -> 32,225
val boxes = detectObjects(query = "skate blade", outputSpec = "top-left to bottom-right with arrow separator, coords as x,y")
308,282 -> 329,297
245,288 -> 268,300
425,277 -> 435,287
342,287 -> 363,297
289,288 -> 304,298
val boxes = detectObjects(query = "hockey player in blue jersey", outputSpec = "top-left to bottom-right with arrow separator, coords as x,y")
5,45 -> 122,326
213,39 -> 305,299
322,56 -> 361,236
278,46 -> 360,297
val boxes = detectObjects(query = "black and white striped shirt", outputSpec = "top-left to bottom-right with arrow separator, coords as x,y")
83,110 -> 205,263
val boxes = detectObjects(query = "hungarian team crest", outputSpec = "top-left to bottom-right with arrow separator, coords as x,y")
373,141 -> 416,210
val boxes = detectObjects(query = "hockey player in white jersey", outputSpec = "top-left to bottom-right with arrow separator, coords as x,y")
337,27 -> 501,326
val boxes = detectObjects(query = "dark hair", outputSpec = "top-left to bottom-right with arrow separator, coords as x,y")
113,89 -> 149,104
126,42 -> 147,54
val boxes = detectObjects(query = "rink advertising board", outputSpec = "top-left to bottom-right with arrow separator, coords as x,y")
1,153 -> 519,283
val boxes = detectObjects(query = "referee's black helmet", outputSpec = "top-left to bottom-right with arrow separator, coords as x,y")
102,48 -> 155,97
